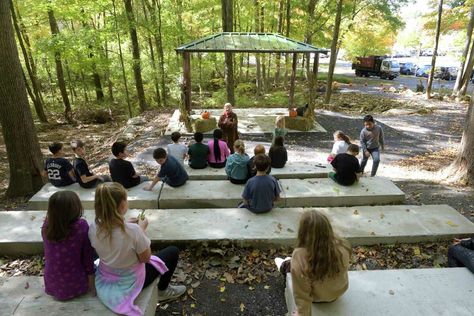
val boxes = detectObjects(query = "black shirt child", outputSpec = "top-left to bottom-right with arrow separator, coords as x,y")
158,155 -> 189,187
269,146 -> 288,168
73,157 -> 99,189
109,158 -> 140,189
45,157 -> 75,187
247,156 -> 272,179
188,142 -> 210,169
331,153 -> 360,186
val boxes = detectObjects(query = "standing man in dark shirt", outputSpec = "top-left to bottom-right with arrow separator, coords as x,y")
43,142 -> 76,187
71,140 -> 111,189
188,132 -> 210,169
144,148 -> 188,190
329,144 -> 361,186
109,142 -> 148,189
359,115 -> 385,176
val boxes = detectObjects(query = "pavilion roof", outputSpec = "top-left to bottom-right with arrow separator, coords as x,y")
176,32 -> 329,54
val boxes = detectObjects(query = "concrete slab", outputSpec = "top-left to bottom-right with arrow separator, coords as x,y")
183,161 -> 330,180
281,177 -> 405,207
158,180 -> 286,209
0,276 -> 158,316
285,268 -> 474,316
28,182 -> 160,210
3,205 -> 473,254
165,108 -> 327,135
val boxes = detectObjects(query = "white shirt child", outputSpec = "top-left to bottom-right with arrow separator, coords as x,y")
167,143 -> 188,166
331,140 -> 349,155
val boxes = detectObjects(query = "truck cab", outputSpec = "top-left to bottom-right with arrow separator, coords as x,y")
380,59 -> 400,79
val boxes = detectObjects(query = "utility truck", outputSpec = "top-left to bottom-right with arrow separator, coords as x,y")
352,56 -> 400,80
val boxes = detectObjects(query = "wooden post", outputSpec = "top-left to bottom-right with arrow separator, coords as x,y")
289,53 -> 297,108
313,52 -> 319,83
183,52 -> 191,111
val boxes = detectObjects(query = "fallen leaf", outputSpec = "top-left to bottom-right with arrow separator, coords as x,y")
446,220 -> 459,227
191,281 -> 200,288
264,285 -> 270,290
413,246 -> 421,256
240,303 -> 245,312
191,303 -> 196,308
219,286 -> 225,293
25,282 -> 29,289
370,232 -> 376,236
287,228 -> 294,233
380,213 -> 385,219
224,272 -> 234,283
30,216 -> 36,221
353,210 -> 359,215
248,286 -> 255,291
389,290 -> 395,295
277,223 -> 283,231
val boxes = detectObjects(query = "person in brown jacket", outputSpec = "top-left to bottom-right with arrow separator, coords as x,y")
218,103 -> 239,153
275,210 -> 351,316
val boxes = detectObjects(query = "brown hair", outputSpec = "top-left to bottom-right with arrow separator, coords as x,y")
94,182 -> 128,240
296,210 -> 351,281
333,130 -> 351,145
254,154 -> 271,172
45,191 -> 83,242
70,139 -> 85,150
254,144 -> 265,155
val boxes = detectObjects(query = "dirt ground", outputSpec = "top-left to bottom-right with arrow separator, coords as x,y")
0,85 -> 473,316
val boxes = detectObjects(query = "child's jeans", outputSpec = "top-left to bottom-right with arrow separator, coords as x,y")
448,244 -> 474,273
360,148 -> 380,176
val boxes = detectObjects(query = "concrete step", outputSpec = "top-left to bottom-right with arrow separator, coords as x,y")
3,205 -> 473,255
28,182 -> 159,210
159,177 -> 405,209
285,268 -> 474,316
0,276 -> 158,316
184,161 -> 330,180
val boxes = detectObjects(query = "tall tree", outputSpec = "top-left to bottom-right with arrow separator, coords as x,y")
274,0 -> 284,85
47,7 -> 74,123
304,0 -> 318,79
142,0 -> 161,106
123,0 -> 147,112
254,0 -> 263,96
426,0 -> 443,99
0,0 -> 44,197
453,4 -> 474,97
222,0 -> 235,105
324,0 -> 343,104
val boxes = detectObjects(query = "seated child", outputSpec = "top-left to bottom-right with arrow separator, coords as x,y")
44,142 -> 76,187
241,154 -> 280,214
273,115 -> 288,144
448,237 -> 474,273
269,136 -> 288,168
208,129 -> 230,168
329,144 -> 361,186
42,191 -> 95,300
188,132 -> 210,169
247,144 -> 271,178
71,139 -> 111,189
90,183 -> 185,314
167,131 -> 188,166
225,140 -> 250,184
144,148 -> 188,190
109,142 -> 148,189
327,130 -> 351,163
275,210 -> 351,316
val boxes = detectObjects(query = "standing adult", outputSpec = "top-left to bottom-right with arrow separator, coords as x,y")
218,103 -> 239,153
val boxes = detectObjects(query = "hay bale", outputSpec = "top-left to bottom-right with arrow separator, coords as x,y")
193,117 -> 217,133
284,116 -> 313,131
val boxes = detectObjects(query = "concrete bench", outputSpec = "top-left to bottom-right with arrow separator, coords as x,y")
28,182 -> 159,210
184,161 -> 330,180
0,276 -> 158,316
3,205 -> 473,255
285,268 -> 474,316
158,177 -> 405,209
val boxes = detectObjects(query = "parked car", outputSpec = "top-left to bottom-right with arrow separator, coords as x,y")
416,65 -> 432,77
400,62 -> 416,75
434,67 -> 458,81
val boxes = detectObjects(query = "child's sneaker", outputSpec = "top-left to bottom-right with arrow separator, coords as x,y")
274,257 -> 292,275
158,284 -> 186,303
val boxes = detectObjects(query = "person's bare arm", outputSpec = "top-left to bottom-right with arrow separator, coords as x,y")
137,247 -> 151,263
81,174 -> 100,183
143,176 -> 160,191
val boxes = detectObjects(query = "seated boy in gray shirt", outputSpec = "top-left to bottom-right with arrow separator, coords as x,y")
241,154 -> 280,214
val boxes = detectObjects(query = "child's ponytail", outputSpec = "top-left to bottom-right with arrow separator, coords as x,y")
94,183 -> 128,240
334,130 -> 351,145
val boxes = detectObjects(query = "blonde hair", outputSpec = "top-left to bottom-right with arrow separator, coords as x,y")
296,210 -> 351,281
275,115 -> 285,128
94,182 -> 128,240
254,144 -> 265,155
233,139 -> 245,154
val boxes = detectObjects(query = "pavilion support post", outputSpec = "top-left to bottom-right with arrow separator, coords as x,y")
289,52 -> 297,109
224,52 -> 235,105
183,52 -> 191,112
306,52 -> 319,123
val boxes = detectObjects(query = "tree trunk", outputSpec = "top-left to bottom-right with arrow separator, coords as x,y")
80,71 -> 90,103
222,0 -> 235,105
458,43 -> 474,97
305,0 -> 317,80
426,0 -> 443,99
324,0 -> 343,104
284,0 -> 291,86
453,4 -> 474,96
254,0 -> 262,96
10,0 -> 47,122
113,0 -> 132,117
47,8 -> 73,123
274,0 -> 284,85
124,0 -> 147,112
0,0 -> 44,197
142,0 -> 161,106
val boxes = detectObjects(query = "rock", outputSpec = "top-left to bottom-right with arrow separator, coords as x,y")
193,117 -> 217,133
127,116 -> 147,126
284,116 -> 313,131
122,125 -> 137,141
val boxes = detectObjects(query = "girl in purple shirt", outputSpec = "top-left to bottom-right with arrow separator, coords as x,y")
42,191 -> 95,301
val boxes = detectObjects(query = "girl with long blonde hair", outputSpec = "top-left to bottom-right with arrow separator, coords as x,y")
89,182 -> 185,315
275,210 -> 351,316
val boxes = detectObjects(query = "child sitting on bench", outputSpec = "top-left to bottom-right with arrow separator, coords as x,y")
247,144 -> 271,178
275,210 -> 351,316
225,140 -> 250,184
327,130 -> 351,163
188,132 -> 210,169
71,139 -> 111,188
42,191 -> 95,300
144,148 -> 188,190
109,142 -> 148,189
167,131 -> 188,166
269,136 -> 288,168
44,142 -> 76,187
329,144 -> 361,186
